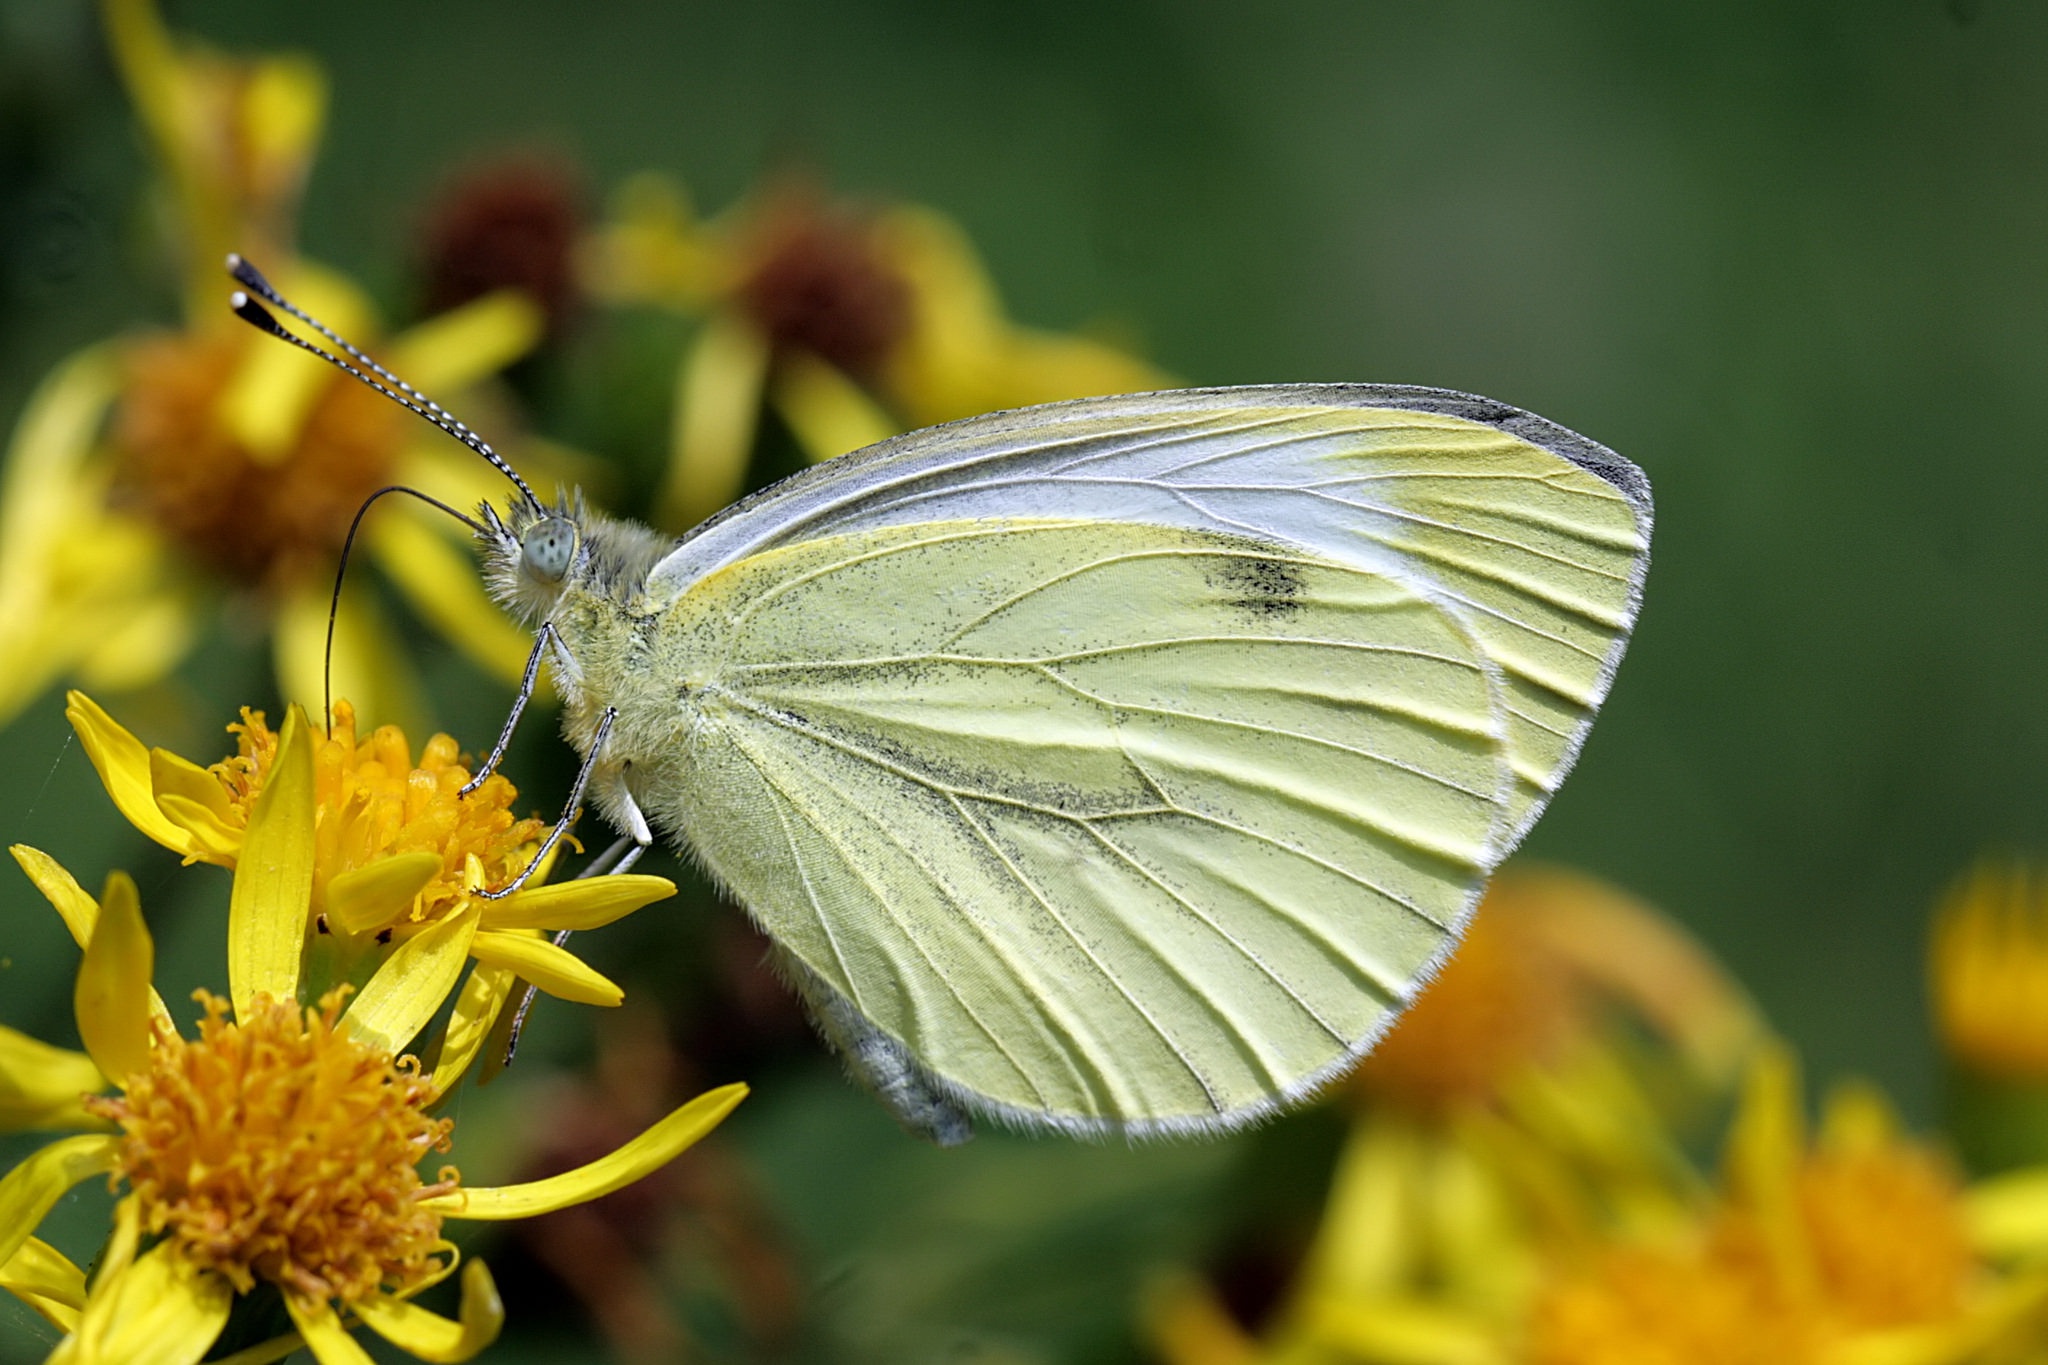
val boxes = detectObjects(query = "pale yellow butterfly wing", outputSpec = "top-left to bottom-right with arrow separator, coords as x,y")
635,387 -> 1650,1134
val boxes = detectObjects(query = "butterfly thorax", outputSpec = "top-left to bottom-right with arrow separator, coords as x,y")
546,566 -> 723,842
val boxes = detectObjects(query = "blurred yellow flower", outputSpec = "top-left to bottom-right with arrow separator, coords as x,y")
1146,867 -> 1766,1365
0,828 -> 744,1364
1931,863 -> 2048,1083
1148,872 -> 2048,1365
1526,1050 -> 2048,1365
0,0 -> 548,732
57,691 -> 676,1060
584,173 -> 1173,530
1928,861 -> 2048,1177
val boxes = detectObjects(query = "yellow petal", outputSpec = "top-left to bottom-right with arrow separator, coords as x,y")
73,872 -> 154,1085
1302,1114 -> 1422,1301
1140,1272 -> 1259,1365
12,843 -> 100,947
366,512 -> 537,688
352,1260 -> 503,1363
772,352 -> 898,464
0,346 -> 119,607
10,847 -> 174,1031
56,1238 -> 232,1365
274,579 -> 426,741
875,204 -> 1171,427
241,55 -> 326,202
429,1083 -> 745,1220
146,747 -> 233,821
72,588 -> 198,696
468,930 -> 623,1007
0,1236 -> 86,1332
341,903 -> 481,1055
1720,1043 -> 1814,1292
145,724 -> 241,864
150,794 -> 243,864
282,1290 -> 376,1365
324,852 -> 444,937
1966,1167 -> 2048,1259
427,964 -> 518,1097
1299,1292 -> 1508,1365
229,704 -> 313,1017
0,1025 -> 106,1130
1505,864 -> 1764,1085
583,172 -> 724,308
99,1195 -> 143,1291
0,1134 -> 119,1267
64,692 -> 194,856
383,290 -> 541,393
656,313 -> 770,532
479,874 -> 677,933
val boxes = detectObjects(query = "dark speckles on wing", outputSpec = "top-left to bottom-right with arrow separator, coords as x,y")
1212,548 -> 1306,619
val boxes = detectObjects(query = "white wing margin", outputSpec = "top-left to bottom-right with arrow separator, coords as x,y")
649,385 -> 1653,842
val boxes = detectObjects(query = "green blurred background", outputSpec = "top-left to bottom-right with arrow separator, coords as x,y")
4,1 -> 2046,1360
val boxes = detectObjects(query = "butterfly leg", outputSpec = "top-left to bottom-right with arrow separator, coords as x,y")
499,758 -> 656,1065
480,705 -> 614,901
461,622 -> 556,796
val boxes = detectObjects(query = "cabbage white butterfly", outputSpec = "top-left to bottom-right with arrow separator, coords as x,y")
230,256 -> 1651,1143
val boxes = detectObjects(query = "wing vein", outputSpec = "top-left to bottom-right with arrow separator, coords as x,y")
945,792 -> 1222,1113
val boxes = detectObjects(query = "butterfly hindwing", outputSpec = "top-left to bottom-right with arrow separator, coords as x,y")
647,518 -> 1513,1132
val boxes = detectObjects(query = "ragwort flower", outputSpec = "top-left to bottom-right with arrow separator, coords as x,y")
0,707 -> 743,1363
1146,867 -> 1767,1364
583,173 -> 1174,530
0,0 -> 549,731
1526,1049 -> 2048,1365
1148,873 -> 2048,1365
61,691 -> 675,1059
1929,861 -> 2048,1175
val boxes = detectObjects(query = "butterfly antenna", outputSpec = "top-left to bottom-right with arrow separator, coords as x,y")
224,253 -> 545,514
323,486 -> 489,736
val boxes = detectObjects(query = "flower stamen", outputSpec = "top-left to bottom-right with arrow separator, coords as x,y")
87,989 -> 457,1305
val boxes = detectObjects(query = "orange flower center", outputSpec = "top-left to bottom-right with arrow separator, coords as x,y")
1349,902 -> 1580,1113
86,990 -> 457,1303
1528,1129 -> 1973,1363
109,329 -> 400,586
736,192 -> 913,381
211,700 -> 546,933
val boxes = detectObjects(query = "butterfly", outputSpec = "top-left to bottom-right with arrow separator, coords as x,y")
229,256 -> 1652,1144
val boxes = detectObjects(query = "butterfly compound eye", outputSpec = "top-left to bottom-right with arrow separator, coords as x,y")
521,516 -> 577,582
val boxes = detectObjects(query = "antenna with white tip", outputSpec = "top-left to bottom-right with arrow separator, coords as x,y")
225,253 -> 544,514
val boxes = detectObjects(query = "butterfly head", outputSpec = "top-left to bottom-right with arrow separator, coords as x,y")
478,489 -> 587,623
478,488 -> 678,624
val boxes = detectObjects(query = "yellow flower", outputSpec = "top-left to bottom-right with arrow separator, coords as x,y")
58,691 -> 677,1058
0,0 -> 548,732
1147,874 -> 2048,1365
1927,861 -> 2048,1177
0,837 -> 744,1364
1145,867 -> 1766,1365
1930,862 -> 2048,1082
583,173 -> 1174,530
1526,1050 -> 2048,1365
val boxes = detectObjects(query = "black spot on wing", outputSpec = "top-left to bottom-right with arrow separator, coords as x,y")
1212,551 -> 1306,619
